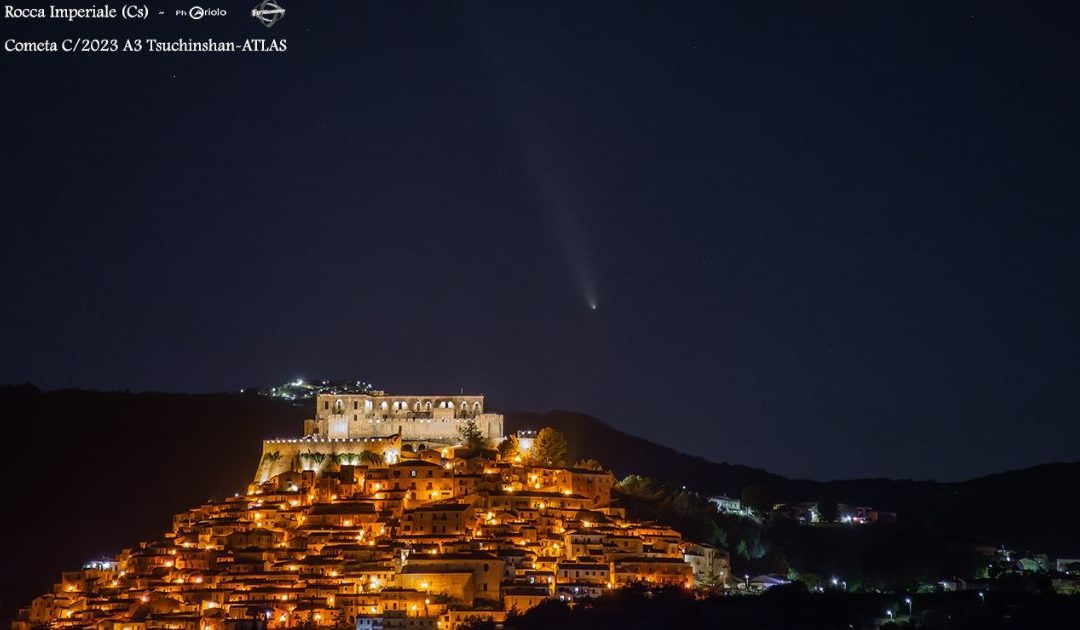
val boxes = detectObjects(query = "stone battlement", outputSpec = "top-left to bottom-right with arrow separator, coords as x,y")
254,391 -> 504,483
306,392 -> 504,442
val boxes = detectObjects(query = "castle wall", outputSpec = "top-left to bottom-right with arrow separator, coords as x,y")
257,391 -> 502,484
308,412 -> 504,441
314,394 -> 491,423
253,435 -> 402,483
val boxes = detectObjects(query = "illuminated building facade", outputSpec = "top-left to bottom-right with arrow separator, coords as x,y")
14,395 -> 723,630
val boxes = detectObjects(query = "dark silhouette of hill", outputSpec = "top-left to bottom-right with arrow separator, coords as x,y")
0,385 -> 307,624
2,389 -> 1076,623
504,410 -> 808,495
506,410 -> 1080,554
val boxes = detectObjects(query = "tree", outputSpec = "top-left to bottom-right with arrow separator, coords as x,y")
817,495 -> 839,523
573,458 -> 605,471
498,435 -> 520,460
458,418 -> 485,453
359,450 -> 384,466
740,484 -> 774,513
530,427 -> 568,467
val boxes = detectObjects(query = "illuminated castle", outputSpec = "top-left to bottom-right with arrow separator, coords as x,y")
305,392 -> 503,442
254,392 -> 504,483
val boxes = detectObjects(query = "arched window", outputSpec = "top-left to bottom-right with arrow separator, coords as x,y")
334,399 -> 344,413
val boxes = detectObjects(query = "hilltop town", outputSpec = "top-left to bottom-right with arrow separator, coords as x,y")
16,392 -> 727,630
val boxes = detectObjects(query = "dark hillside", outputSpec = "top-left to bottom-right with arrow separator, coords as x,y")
2,389 -> 1076,624
0,386 -> 307,622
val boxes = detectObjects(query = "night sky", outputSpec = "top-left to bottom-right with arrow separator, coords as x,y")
2,2 -> 1078,481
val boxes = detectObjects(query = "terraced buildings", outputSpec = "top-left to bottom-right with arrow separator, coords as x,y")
16,394 -> 728,630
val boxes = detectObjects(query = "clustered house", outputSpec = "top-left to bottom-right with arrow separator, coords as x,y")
15,393 -> 729,630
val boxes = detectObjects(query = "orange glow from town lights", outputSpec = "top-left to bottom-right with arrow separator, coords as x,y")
343,519 -> 352,526
562,489 -> 572,495
278,615 -> 287,623
420,581 -> 429,589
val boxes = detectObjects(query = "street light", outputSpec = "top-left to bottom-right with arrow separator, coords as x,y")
744,574 -> 750,590
885,610 -> 894,620
904,597 -> 912,615
978,591 -> 985,604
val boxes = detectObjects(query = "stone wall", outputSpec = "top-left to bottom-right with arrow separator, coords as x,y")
306,412 -> 504,441
253,435 -> 403,483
